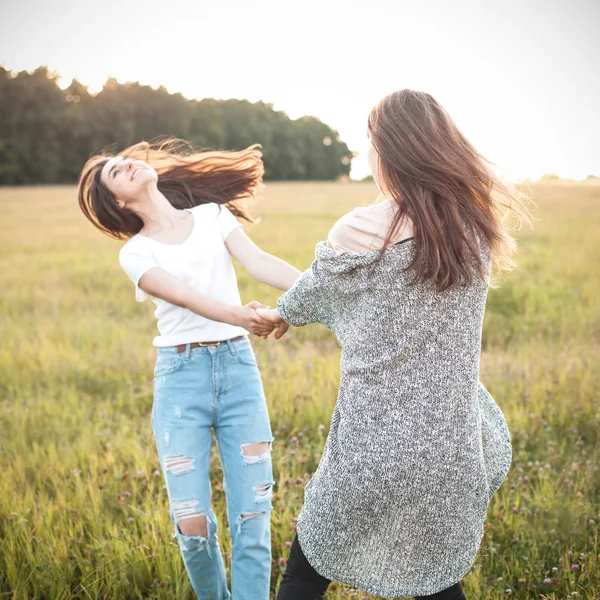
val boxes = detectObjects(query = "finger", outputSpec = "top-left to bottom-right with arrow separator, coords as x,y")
252,314 -> 275,326
252,330 -> 269,337
253,324 -> 274,336
274,323 -> 288,339
247,301 -> 270,310
257,309 -> 280,323
251,317 -> 270,328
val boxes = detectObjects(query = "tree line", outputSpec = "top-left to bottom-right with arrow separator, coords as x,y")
0,66 -> 354,185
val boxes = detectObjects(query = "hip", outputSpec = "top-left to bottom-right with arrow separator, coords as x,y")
153,336 -> 264,395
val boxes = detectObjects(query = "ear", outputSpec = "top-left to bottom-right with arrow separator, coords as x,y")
117,199 -> 126,209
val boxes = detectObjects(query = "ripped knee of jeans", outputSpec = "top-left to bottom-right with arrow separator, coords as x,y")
171,499 -> 213,556
253,481 -> 275,504
164,454 -> 196,476
240,441 -> 273,465
236,509 -> 269,536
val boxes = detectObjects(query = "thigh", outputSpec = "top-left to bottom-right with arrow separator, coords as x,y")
152,349 -> 215,521
415,582 -> 466,600
215,341 -> 275,517
218,338 -> 273,438
278,534 -> 331,599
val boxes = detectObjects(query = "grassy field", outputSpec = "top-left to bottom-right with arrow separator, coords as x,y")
0,181 -> 599,599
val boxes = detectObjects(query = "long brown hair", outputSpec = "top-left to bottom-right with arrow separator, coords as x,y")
78,137 -> 264,240
368,89 -> 532,291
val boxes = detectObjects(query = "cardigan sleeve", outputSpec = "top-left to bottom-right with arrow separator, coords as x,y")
276,258 -> 336,328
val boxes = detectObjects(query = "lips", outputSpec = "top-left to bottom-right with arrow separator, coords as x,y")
131,168 -> 144,181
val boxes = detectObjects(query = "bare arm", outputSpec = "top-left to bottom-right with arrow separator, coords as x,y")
138,266 -> 274,337
224,227 -> 302,291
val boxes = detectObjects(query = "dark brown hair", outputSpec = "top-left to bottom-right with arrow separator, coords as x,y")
368,89 -> 532,291
78,137 -> 264,239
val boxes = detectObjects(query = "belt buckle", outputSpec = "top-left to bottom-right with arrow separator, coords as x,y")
199,341 -> 220,349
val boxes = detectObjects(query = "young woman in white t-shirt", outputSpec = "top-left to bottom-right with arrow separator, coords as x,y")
77,139 -> 298,600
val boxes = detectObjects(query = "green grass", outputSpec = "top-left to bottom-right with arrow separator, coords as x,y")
0,181 -> 599,599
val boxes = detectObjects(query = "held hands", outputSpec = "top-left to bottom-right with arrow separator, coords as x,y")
235,301 -> 291,340
236,301 -> 290,340
236,301 -> 276,338
255,307 -> 290,340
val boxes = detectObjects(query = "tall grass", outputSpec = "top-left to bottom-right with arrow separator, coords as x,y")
0,181 -> 598,599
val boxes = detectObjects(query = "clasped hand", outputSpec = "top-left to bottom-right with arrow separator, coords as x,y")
239,301 -> 290,340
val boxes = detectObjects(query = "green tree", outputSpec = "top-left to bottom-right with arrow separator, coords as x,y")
0,66 -> 354,184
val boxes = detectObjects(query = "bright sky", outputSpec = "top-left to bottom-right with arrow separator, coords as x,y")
1,0 -> 598,180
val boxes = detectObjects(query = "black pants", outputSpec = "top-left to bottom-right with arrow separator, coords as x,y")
277,534 -> 467,600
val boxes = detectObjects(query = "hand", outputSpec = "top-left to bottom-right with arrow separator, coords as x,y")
255,307 -> 290,340
236,302 -> 276,338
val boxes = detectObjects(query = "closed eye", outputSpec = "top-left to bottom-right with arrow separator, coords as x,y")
108,162 -> 122,180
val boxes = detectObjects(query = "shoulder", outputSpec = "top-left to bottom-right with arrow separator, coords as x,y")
187,202 -> 220,216
332,200 -> 395,231
118,235 -> 150,263
188,202 -> 237,221
189,203 -> 241,241
328,207 -> 356,235
328,200 -> 395,253
327,210 -> 358,248
119,235 -> 143,255
352,198 -> 396,221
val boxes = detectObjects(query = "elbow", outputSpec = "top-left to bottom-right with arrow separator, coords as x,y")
172,288 -> 191,309
276,297 -> 305,328
245,251 -> 270,282
154,283 -> 190,309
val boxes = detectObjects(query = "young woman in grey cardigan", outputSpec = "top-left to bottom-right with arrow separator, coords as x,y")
258,90 -> 529,599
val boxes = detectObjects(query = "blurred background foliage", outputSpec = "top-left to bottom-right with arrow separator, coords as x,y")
0,66 -> 354,184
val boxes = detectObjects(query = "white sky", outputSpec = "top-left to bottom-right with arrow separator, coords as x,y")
1,0 -> 598,180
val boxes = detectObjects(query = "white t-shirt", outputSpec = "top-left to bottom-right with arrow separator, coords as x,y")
119,202 -> 249,347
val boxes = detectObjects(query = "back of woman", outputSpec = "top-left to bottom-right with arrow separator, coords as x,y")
262,89 -> 531,599
277,234 -> 510,596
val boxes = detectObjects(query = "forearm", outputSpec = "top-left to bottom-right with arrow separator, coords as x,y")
247,252 -> 302,291
136,267 -> 268,333
274,262 -> 336,328
187,295 -> 241,325
175,285 -> 242,326
177,287 -> 274,337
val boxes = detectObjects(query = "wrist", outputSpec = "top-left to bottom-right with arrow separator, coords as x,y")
228,305 -> 244,327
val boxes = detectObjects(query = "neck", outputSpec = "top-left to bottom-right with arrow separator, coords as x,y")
130,187 -> 187,234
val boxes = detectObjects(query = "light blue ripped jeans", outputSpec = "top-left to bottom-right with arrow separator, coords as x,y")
152,336 -> 275,600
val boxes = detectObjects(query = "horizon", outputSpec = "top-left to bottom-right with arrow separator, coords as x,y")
1,0 -> 598,182
4,64 -> 599,184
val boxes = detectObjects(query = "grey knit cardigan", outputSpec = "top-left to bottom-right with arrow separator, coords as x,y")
276,236 -> 512,598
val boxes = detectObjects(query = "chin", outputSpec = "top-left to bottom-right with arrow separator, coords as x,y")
135,171 -> 157,188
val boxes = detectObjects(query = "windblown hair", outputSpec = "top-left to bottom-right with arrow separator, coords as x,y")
367,89 -> 532,291
78,138 -> 264,240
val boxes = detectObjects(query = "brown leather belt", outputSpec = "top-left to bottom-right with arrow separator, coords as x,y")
176,334 -> 246,353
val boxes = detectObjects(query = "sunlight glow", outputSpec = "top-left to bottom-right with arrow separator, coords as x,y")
0,0 -> 597,181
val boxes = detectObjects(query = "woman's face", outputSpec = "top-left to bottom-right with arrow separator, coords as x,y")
100,157 -> 157,207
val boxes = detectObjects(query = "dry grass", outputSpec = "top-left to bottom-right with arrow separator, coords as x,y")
0,181 -> 599,599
